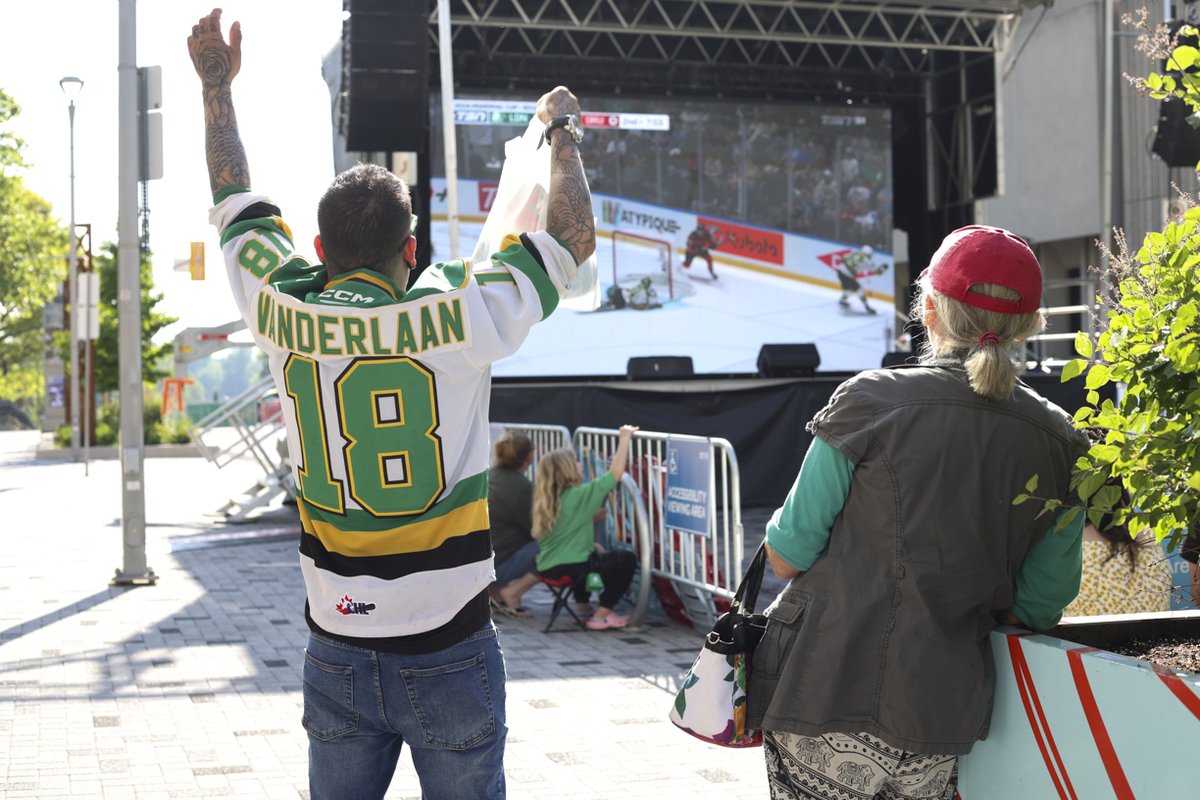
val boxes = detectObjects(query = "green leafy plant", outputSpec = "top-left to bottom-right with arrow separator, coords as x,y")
1021,13 -> 1200,549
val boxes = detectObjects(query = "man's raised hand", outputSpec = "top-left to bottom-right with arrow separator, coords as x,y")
536,86 -> 581,124
190,7 -> 251,193
188,8 -> 242,87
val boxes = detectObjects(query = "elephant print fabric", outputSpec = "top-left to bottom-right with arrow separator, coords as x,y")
762,731 -> 958,800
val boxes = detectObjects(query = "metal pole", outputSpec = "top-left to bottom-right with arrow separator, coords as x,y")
1100,0 -> 1114,274
67,101 -> 79,459
83,269 -> 91,477
114,0 -> 154,585
437,0 -> 460,260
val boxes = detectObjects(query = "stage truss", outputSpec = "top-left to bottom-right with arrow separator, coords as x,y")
423,0 -> 1041,209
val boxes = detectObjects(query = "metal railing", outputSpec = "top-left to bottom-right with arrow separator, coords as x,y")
189,376 -> 293,520
1026,276 -> 1099,369
190,376 -> 282,470
490,422 -> 571,480
573,427 -> 743,631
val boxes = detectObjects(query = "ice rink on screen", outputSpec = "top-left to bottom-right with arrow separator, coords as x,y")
432,220 -> 895,376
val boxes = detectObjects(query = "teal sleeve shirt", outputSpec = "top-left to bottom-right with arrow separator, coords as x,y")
1010,514 -> 1085,630
766,437 -> 1084,629
765,438 -> 853,571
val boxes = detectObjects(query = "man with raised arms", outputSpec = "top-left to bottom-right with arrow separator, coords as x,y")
188,8 -> 594,799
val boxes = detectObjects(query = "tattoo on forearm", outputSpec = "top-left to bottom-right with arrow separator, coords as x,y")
202,84 -> 250,193
546,141 -> 595,265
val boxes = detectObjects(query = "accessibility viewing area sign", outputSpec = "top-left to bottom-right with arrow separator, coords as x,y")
664,436 -> 712,537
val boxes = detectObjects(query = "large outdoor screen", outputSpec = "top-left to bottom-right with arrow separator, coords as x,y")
430,94 -> 896,377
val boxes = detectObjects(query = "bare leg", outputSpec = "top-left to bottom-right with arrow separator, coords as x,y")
499,573 -> 540,609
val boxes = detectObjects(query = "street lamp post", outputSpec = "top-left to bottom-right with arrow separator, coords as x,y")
59,76 -> 84,461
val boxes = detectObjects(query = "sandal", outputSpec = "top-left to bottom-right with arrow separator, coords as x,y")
490,598 -> 531,618
586,612 -> 630,631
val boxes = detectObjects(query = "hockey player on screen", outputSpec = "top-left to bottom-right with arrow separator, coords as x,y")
835,245 -> 886,315
682,222 -> 718,279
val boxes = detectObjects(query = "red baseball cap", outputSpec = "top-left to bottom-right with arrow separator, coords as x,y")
925,225 -> 1042,314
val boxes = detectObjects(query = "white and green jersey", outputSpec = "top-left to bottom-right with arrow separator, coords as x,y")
211,187 -> 579,646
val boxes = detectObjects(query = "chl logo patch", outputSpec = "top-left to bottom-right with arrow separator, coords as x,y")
335,594 -> 377,616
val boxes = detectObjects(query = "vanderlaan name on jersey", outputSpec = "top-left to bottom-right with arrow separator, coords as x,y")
254,292 -> 467,357
210,186 -> 581,651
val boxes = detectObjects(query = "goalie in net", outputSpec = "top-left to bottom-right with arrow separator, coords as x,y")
607,230 -> 697,310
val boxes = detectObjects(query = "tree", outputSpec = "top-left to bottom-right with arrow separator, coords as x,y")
0,89 -> 69,414
76,241 -> 178,394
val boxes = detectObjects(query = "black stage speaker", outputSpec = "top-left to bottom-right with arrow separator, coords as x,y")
882,351 -> 915,368
627,356 -> 694,381
757,344 -> 820,378
343,1 -> 429,153
1152,97 -> 1200,168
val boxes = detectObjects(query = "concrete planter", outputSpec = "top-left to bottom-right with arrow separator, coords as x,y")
959,612 -> 1200,797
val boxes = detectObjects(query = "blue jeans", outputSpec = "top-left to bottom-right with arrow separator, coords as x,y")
303,624 -> 508,800
494,540 -> 538,586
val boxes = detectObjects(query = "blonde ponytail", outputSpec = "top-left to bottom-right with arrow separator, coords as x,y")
913,279 -> 1045,401
531,449 -> 583,539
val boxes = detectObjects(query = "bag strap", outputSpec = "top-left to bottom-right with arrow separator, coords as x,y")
729,542 -> 768,617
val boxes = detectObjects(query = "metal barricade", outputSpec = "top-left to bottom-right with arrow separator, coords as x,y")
190,375 -> 292,520
491,422 -> 571,480
573,427 -> 743,631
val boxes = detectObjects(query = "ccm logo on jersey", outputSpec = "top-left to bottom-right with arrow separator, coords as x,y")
317,288 -> 374,305
335,594 -> 376,616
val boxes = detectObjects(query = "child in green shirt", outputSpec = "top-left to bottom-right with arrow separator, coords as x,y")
533,425 -> 638,630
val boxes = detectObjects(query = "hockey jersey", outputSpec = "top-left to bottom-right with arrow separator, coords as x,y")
211,186 -> 580,649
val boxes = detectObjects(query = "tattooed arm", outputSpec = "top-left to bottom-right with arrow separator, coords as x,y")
536,87 -> 595,265
187,8 -> 250,194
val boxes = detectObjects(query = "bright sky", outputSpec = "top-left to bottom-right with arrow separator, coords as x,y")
1,2 -> 344,342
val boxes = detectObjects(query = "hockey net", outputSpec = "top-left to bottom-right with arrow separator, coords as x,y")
610,230 -> 695,302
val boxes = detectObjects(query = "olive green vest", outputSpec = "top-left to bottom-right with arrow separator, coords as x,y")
747,361 -> 1086,755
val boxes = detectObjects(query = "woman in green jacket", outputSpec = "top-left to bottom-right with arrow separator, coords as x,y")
532,425 -> 638,630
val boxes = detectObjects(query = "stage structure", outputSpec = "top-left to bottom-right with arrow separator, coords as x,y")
388,0 -> 1036,289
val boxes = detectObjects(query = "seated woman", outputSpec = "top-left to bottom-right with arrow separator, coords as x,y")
1064,494 -> 1171,617
532,425 -> 639,630
487,431 -> 541,617
1064,526 -> 1171,616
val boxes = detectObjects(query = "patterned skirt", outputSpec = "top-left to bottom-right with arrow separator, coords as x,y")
763,730 -> 958,800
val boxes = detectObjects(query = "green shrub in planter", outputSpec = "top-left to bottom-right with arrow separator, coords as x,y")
1043,225 -> 1200,550
161,416 -> 192,444
54,424 -> 71,448
94,422 -> 117,446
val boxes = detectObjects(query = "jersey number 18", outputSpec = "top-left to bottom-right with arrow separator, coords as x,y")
283,354 -> 445,517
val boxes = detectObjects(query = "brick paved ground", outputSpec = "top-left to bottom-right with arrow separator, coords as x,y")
0,431 -> 772,799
